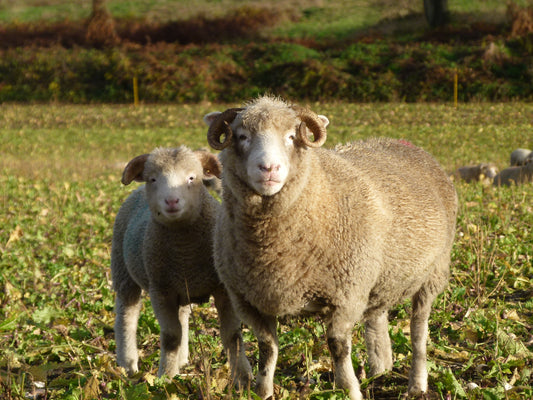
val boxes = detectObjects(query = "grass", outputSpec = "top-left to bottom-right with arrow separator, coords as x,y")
1,102 -> 532,399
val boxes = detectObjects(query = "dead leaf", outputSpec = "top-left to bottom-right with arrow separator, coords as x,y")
6,226 -> 23,248
83,375 -> 100,399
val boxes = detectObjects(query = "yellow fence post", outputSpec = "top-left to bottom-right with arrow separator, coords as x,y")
133,77 -> 139,106
453,69 -> 458,108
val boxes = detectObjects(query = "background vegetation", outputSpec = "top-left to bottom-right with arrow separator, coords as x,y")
1,0 -> 533,103
1,102 -> 532,399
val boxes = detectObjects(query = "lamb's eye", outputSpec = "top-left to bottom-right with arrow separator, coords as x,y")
150,177 -> 157,183
238,134 -> 248,141
188,176 -> 195,184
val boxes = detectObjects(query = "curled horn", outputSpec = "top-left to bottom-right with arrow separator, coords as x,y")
295,108 -> 327,148
207,108 -> 244,150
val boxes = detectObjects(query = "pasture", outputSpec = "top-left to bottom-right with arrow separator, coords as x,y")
1,102 -> 532,399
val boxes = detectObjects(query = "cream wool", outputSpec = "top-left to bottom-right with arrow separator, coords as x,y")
204,96 -> 458,400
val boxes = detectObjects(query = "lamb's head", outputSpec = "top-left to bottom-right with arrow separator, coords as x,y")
121,146 -> 221,225
204,95 -> 329,196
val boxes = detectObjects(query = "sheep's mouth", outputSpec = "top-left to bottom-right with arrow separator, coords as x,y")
260,179 -> 281,186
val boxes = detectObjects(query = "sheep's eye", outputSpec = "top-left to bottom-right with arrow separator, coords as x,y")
150,177 -> 157,183
188,176 -> 195,184
238,134 -> 248,141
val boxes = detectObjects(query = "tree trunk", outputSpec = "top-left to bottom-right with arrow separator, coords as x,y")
86,0 -> 119,47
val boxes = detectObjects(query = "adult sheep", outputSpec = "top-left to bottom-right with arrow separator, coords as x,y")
510,148 -> 531,166
453,162 -> 499,184
204,95 -> 458,400
494,157 -> 533,186
111,146 -> 251,382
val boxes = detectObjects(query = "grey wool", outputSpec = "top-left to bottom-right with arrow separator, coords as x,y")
110,146 -> 251,383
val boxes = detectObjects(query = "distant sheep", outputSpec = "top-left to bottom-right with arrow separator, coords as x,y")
453,163 -> 499,184
510,148 -> 532,166
204,95 -> 458,400
494,158 -> 533,186
110,146 -> 251,382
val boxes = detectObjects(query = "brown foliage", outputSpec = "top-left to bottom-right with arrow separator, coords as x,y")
507,1 -> 533,37
0,6 -> 284,49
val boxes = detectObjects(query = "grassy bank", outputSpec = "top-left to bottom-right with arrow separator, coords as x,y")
1,1 -> 533,103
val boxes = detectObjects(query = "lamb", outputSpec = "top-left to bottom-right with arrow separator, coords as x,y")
494,158 -> 533,186
510,148 -> 532,166
203,95 -> 458,400
453,162 -> 499,184
110,146 -> 251,382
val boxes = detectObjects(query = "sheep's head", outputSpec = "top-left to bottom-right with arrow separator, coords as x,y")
204,96 -> 329,196
479,163 -> 499,181
121,146 -> 221,225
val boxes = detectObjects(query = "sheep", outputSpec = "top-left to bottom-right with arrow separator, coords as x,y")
203,95 -> 458,400
453,162 -> 499,184
510,148 -> 532,166
110,146 -> 251,382
494,157 -> 533,186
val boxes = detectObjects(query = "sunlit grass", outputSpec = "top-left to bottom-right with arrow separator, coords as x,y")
1,102 -> 532,399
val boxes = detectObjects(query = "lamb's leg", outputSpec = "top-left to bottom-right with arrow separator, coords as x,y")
364,310 -> 393,376
234,296 -> 278,399
212,287 -> 252,388
327,315 -> 362,400
114,282 -> 142,375
177,305 -> 191,367
150,289 -> 185,378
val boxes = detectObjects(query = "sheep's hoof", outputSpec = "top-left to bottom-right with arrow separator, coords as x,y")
407,383 -> 427,398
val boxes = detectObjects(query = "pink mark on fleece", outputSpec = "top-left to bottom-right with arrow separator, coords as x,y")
398,139 -> 415,148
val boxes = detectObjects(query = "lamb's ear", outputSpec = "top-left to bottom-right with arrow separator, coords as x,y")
317,115 -> 329,128
121,154 -> 149,185
195,150 -> 222,179
203,111 -> 222,127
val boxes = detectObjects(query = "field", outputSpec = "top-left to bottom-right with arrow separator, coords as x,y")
1,102 -> 532,399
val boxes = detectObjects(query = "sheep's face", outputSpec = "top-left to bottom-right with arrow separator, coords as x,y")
204,96 -> 329,197
479,163 -> 499,180
144,157 -> 204,224
232,122 -> 295,196
122,147 -> 221,225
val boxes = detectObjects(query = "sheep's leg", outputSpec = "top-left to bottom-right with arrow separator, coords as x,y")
364,310 -> 393,376
234,296 -> 278,399
408,267 -> 447,396
150,289 -> 185,378
114,283 -> 142,375
212,287 -> 252,388
327,315 -> 362,400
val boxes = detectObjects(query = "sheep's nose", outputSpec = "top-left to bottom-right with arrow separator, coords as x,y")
165,198 -> 179,207
259,163 -> 281,173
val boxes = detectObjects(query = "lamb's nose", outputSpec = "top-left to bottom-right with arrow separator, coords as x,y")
165,198 -> 179,207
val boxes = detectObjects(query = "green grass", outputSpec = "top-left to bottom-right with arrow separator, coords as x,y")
1,102 -> 532,399
1,0 -> 531,32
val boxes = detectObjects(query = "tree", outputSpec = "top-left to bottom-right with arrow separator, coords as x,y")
424,0 -> 449,27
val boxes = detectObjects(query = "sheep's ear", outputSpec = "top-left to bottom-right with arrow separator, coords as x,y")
317,115 -> 329,128
195,150 -> 222,179
121,154 -> 149,185
203,111 -> 222,127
